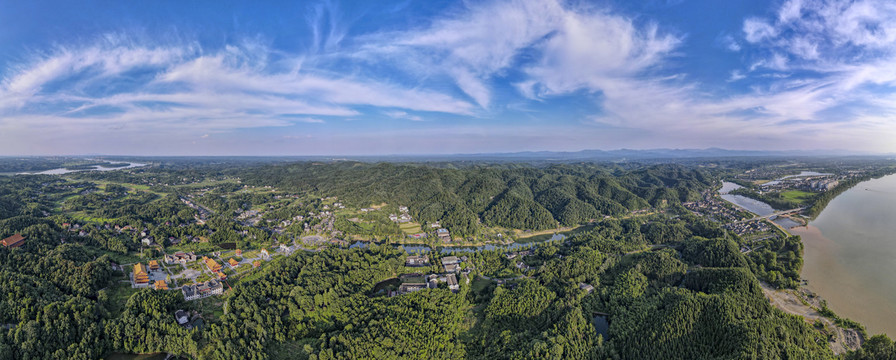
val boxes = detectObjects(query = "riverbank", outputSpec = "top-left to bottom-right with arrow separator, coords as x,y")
791,224 -> 896,338
759,281 -> 862,354
806,168 -> 896,217
717,180 -> 877,345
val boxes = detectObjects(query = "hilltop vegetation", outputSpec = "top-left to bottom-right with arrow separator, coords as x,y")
241,162 -> 714,236
0,159 -> 892,359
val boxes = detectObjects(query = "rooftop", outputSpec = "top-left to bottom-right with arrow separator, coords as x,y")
1,234 -> 25,248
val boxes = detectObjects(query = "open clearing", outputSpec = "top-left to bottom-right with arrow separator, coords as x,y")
760,282 -> 862,355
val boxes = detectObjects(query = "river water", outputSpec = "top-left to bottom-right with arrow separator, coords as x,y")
18,161 -> 147,175
719,176 -> 896,336
791,173 -> 896,337
719,182 -> 776,216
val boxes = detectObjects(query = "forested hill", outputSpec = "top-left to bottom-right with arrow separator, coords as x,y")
240,162 -> 715,235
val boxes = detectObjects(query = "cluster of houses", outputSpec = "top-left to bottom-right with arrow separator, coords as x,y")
723,219 -> 773,236
506,250 -> 533,271
236,209 -> 262,226
810,179 -> 839,191
321,202 -> 345,210
389,206 -> 413,223
684,196 -> 747,223
63,222 -> 138,237
179,197 -> 211,224
302,211 -> 336,234
441,256 -> 462,273
61,221 -> 195,246
757,174 -> 843,193
396,255 -> 469,295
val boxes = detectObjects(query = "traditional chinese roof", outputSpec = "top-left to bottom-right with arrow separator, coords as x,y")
0,234 -> 25,248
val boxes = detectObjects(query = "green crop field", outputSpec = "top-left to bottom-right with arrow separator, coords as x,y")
399,222 -> 422,234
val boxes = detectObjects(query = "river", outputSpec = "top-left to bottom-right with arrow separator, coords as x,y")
719,182 -> 775,216
791,173 -> 896,337
722,175 -> 896,337
18,161 -> 147,175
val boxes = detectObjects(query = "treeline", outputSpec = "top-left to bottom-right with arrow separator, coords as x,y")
240,162 -> 714,236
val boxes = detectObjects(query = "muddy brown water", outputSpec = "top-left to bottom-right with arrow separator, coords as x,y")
794,173 -> 896,337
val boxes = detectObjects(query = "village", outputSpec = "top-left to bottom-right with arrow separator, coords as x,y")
682,189 -> 784,255
683,190 -> 752,223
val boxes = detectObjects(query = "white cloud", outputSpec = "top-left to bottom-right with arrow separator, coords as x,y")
719,34 -> 742,52
728,70 -> 747,82
352,0 -> 896,150
3,0 -> 896,154
778,0 -> 803,22
523,12 -> 679,96
743,18 -> 778,43
0,35 -> 476,141
384,111 -> 423,121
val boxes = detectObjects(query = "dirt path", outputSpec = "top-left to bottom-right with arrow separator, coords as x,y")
760,282 -> 862,354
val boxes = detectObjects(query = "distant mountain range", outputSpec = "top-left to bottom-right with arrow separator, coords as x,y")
338,148 -> 892,162
6,149 -> 893,165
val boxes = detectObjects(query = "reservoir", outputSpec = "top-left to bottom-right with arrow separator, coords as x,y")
792,173 -> 896,337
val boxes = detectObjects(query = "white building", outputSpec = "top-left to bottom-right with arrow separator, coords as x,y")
181,280 -> 224,301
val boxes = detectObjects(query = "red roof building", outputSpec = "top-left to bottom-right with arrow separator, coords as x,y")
1,234 -> 25,248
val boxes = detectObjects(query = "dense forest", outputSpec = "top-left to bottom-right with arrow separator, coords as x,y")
240,162 -> 714,235
0,160 -> 893,359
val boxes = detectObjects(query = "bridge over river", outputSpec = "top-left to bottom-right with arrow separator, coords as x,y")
731,207 -> 806,224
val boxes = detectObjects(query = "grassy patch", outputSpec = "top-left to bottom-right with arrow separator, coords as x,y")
69,211 -> 117,223
779,190 -> 815,203
195,273 -> 212,283
399,222 -> 422,234
106,279 -> 140,317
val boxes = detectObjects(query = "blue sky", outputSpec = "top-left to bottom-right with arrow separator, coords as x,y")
1,0 -> 895,155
